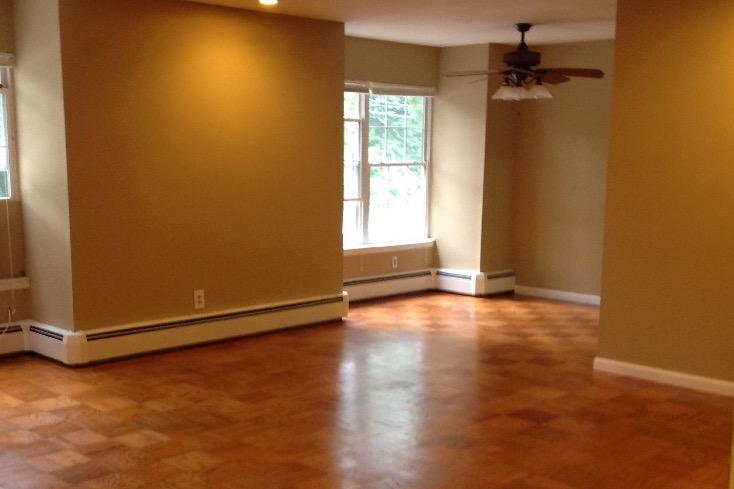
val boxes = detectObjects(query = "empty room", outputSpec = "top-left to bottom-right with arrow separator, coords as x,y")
0,0 -> 732,487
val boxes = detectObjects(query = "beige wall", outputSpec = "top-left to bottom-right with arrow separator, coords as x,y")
16,0 -> 344,331
343,246 -> 433,280
345,37 -> 439,88
0,0 -> 13,52
15,0 -> 74,328
432,44 -> 489,271
599,0 -> 734,381
480,44 -> 516,273
512,41 -> 613,294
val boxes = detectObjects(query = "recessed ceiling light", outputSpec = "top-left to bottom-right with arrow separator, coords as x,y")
259,0 -> 278,5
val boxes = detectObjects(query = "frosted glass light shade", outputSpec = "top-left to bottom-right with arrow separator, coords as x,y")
492,85 -> 527,101
527,84 -> 553,99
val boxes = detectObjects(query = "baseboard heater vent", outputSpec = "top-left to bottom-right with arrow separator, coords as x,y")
435,270 -> 473,281
344,270 -> 433,286
86,296 -> 344,342
1,325 -> 23,335
344,270 -> 435,302
29,325 -> 64,341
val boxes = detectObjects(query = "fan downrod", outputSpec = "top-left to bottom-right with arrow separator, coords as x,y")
516,23 -> 532,43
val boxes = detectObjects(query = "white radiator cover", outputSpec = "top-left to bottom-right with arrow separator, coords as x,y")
2,293 -> 347,365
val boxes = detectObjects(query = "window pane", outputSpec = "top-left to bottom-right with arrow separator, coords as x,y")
407,97 -> 425,126
342,200 -> 361,246
406,127 -> 424,162
368,94 -> 425,164
368,165 -> 426,243
368,126 -> 385,163
344,92 -> 360,119
343,121 -> 360,200
0,91 -> 8,199
0,171 -> 8,198
368,95 -> 386,127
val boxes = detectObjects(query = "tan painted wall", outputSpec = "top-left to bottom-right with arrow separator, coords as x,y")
343,246 -> 433,280
40,0 -> 344,330
0,0 -> 13,52
14,0 -> 74,328
432,44 -> 489,271
345,37 -> 439,88
512,41 -> 613,294
599,0 -> 734,381
480,44 -> 516,273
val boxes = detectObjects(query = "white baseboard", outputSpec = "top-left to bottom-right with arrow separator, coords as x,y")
7,293 -> 348,365
594,357 -> 734,397
344,270 -> 435,302
514,285 -> 601,306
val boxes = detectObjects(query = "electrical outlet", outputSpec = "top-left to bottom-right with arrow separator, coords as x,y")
193,289 -> 205,310
392,256 -> 398,269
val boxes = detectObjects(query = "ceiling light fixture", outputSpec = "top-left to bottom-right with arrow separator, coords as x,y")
491,76 -> 552,101
259,0 -> 278,6
526,81 -> 552,100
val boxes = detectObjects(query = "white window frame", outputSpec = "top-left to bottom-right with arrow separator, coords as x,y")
0,53 -> 18,201
343,81 -> 434,249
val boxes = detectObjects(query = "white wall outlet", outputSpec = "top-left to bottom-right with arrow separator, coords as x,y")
193,289 -> 205,310
392,256 -> 398,269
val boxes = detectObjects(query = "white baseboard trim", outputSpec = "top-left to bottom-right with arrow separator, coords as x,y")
5,293 -> 348,365
594,357 -> 734,397
514,285 -> 601,306
344,270 -> 435,302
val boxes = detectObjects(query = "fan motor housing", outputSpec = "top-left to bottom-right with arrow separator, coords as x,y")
503,49 -> 541,68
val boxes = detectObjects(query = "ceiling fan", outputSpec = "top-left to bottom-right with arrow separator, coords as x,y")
445,23 -> 604,100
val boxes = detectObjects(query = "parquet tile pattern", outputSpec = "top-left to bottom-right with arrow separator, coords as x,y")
0,292 -> 731,488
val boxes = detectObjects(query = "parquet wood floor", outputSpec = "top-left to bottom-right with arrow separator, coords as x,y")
0,292 -> 731,488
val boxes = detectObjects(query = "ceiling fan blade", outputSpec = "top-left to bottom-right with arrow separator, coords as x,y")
537,73 -> 571,84
443,69 -> 505,77
537,68 -> 605,79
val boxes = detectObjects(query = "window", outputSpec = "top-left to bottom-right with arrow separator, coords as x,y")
0,65 -> 15,199
343,88 -> 432,247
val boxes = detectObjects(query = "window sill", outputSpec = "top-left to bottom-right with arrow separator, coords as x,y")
343,238 -> 435,256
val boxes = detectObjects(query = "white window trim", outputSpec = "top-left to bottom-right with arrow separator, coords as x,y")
0,55 -> 18,201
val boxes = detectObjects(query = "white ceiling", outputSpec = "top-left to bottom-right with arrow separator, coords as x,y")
185,0 -> 617,47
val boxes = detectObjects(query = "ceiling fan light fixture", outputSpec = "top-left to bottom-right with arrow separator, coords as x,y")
526,83 -> 553,100
492,85 -> 527,101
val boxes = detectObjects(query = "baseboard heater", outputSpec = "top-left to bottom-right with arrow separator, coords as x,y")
0,324 -> 25,357
344,270 -> 435,302
16,293 -> 348,365
345,268 -> 516,301
435,269 -> 515,296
